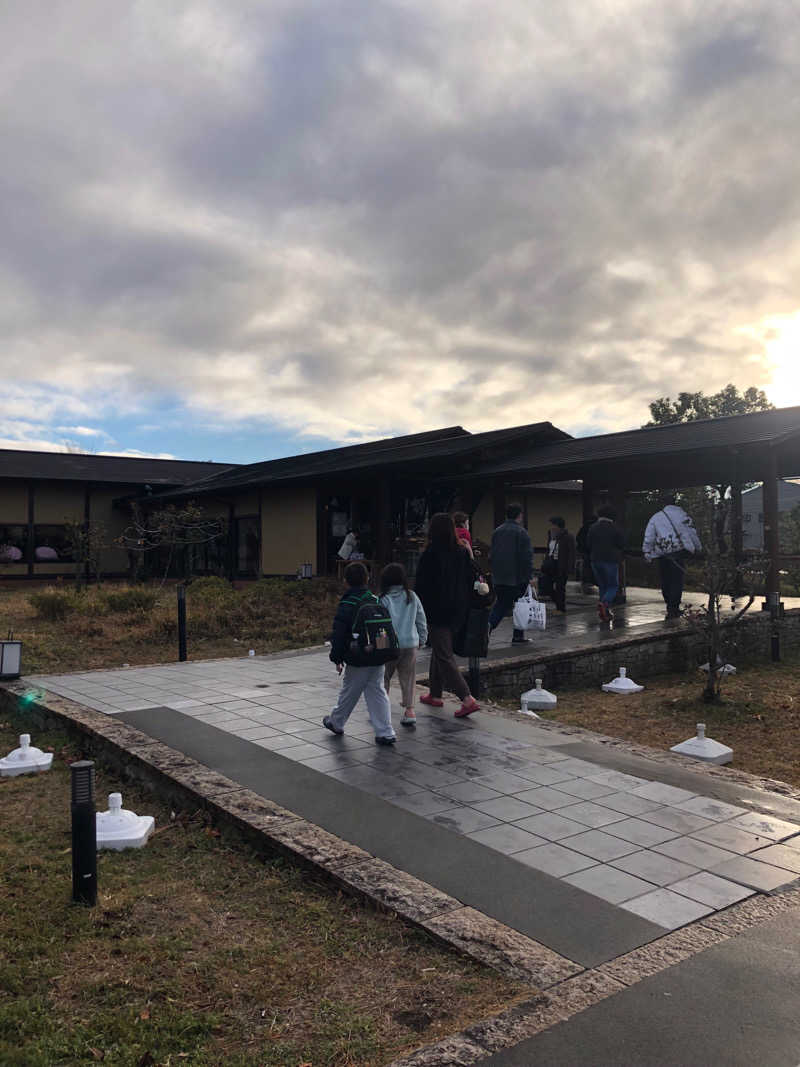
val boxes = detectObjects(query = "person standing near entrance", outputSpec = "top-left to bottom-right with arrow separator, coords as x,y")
414,513 -> 480,717
545,517 -> 575,614
586,505 -> 625,621
488,504 -> 534,644
643,494 -> 702,618
380,562 -> 428,727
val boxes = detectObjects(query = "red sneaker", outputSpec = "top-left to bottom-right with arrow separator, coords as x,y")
455,697 -> 480,718
420,693 -> 444,707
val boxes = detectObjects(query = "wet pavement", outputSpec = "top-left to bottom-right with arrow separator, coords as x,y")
26,595 -> 800,961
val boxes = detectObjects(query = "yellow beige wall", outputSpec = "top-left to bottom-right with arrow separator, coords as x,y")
0,482 -> 28,576
260,487 -> 317,575
469,489 -> 582,566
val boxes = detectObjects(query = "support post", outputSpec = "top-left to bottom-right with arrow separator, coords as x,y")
71,760 -> 97,907
493,481 -> 505,530
468,656 -> 481,698
582,481 -> 595,524
609,486 -> 628,604
762,450 -> 781,660
731,477 -> 744,599
376,478 -> 392,569
177,584 -> 187,662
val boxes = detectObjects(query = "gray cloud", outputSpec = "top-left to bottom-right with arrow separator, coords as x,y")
1,0 -> 800,453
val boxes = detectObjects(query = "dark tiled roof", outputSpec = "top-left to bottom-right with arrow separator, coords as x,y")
153,422 -> 570,500
0,449 -> 236,486
469,406 -> 800,483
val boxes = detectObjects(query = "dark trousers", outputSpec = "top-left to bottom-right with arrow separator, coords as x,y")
592,560 -> 619,606
658,555 -> 684,614
552,575 -> 567,612
489,583 -> 527,640
428,625 -> 470,701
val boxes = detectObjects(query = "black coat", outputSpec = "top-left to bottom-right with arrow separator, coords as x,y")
414,545 -> 474,629
586,518 -> 626,564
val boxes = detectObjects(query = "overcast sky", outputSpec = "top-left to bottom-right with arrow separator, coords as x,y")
2,0 -> 800,462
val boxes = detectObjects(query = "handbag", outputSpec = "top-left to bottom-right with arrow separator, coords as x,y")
513,585 -> 547,632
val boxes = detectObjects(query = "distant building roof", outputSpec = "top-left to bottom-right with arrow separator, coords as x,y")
0,449 -> 236,486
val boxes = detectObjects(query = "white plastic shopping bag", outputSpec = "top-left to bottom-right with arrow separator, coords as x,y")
513,585 -> 546,632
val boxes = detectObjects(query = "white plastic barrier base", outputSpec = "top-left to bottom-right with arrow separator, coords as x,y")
671,723 -> 733,765
0,734 -> 53,777
602,667 -> 644,694
521,679 -> 557,716
96,793 -> 155,850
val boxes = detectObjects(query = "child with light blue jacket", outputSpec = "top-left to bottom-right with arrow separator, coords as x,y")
379,563 -> 428,726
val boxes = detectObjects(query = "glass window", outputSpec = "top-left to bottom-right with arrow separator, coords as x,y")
0,524 -> 27,562
33,525 -> 74,563
235,516 -> 259,576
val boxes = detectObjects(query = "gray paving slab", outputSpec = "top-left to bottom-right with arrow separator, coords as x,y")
610,850 -> 700,887
709,856 -> 800,893
562,864 -> 655,905
116,707 -> 663,966
668,872 -> 754,909
620,887 -> 713,929
483,908 -> 800,1067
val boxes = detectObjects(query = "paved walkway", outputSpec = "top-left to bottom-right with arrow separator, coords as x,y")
28,630 -> 800,961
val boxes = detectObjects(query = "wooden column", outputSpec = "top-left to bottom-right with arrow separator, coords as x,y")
375,478 -> 393,569
582,481 -> 595,524
731,477 -> 743,598
610,486 -> 628,603
492,481 -> 506,530
27,481 -> 35,577
763,449 -> 780,601
84,485 -> 92,583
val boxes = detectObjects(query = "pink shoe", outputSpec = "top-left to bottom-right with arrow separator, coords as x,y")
420,694 -> 444,707
455,697 -> 480,718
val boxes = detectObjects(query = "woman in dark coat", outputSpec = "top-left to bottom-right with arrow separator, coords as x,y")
414,512 -> 480,718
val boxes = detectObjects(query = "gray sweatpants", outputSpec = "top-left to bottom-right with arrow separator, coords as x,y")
328,664 -> 396,740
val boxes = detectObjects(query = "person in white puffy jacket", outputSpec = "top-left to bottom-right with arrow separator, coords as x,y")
379,562 -> 428,727
642,495 -> 703,618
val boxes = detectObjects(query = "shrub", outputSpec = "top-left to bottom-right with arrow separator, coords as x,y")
100,587 -> 159,614
28,589 -> 83,621
187,576 -> 235,602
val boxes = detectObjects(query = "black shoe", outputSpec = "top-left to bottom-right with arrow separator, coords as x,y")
323,715 -> 344,735
511,637 -> 532,644
375,735 -> 396,746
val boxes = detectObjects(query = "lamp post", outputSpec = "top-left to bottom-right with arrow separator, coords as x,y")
71,760 -> 97,907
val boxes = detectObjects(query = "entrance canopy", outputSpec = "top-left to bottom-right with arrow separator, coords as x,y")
461,406 -> 800,492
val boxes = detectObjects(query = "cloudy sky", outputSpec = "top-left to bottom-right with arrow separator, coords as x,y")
2,0 -> 800,462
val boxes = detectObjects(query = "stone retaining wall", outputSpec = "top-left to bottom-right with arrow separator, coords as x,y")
476,608 -> 800,702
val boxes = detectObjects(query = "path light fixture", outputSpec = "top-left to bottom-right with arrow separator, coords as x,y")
0,733 -> 53,777
96,792 -> 155,850
0,631 -> 21,680
602,667 -> 644,693
520,679 -> 557,717
671,722 -> 733,765
71,760 -> 97,907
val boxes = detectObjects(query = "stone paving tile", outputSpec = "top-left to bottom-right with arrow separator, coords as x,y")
690,822 -> 772,855
233,725 -> 280,740
584,770 -> 649,791
469,796 -> 545,822
471,771 -> 541,795
513,786 -> 582,810
296,752 -> 369,773
513,842 -> 598,877
427,808 -> 502,835
435,781 -> 504,804
727,811 -> 800,842
668,872 -> 754,909
250,734 -> 312,751
557,801 -> 627,830
551,777 -> 617,801
513,811 -> 589,841
218,717 -> 267,732
465,824 -> 547,855
586,792 -> 664,817
512,763 -> 576,787
389,790 -> 458,816
604,817 -> 680,848
708,855 -> 800,893
610,850 -> 700,887
653,836 -> 738,869
629,781 -> 698,806
638,808 -> 712,835
398,763 -> 466,791
266,741 -> 330,761
780,834 -> 800,852
673,796 -> 750,821
562,829 -> 641,863
750,845 -> 800,870
563,864 -> 655,904
620,888 -> 713,929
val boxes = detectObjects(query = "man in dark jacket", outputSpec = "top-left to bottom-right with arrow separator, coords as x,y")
488,504 -> 534,644
585,505 -> 625,621
323,562 -> 397,744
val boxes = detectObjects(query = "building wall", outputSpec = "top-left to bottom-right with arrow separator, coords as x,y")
741,479 -> 800,551
470,488 -> 582,565
260,486 -> 317,575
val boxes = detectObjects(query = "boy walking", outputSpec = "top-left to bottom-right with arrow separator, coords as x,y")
323,562 -> 398,746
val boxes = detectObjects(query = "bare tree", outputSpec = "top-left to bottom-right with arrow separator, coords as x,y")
64,518 -> 109,588
118,501 -> 226,586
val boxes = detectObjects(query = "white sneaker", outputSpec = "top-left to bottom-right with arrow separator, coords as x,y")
400,710 -> 417,726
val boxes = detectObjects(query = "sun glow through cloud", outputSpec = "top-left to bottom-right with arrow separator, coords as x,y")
741,311 -> 800,408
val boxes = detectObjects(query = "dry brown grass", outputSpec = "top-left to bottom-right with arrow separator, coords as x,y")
516,658 -> 800,788
0,715 -> 526,1066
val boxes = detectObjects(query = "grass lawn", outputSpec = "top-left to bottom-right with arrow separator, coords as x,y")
0,578 -> 341,675
0,715 -> 526,1067
516,657 -> 800,789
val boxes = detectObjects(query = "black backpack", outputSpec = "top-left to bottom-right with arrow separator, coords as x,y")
346,591 -> 399,666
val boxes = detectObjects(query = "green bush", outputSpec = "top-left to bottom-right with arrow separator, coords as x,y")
100,587 -> 159,614
28,589 -> 83,621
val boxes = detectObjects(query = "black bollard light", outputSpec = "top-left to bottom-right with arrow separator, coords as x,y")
177,584 -> 187,662
71,760 -> 97,907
